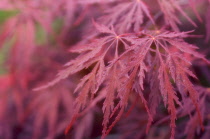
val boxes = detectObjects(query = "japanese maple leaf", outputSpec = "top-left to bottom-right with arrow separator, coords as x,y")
106,30 -> 208,138
157,0 -> 197,31
35,21 -> 208,139
28,84 -> 74,139
99,0 -> 154,33
34,22 -> 148,138
0,0 -> 52,88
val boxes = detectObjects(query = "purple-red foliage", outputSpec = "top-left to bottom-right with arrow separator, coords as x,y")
0,0 -> 210,139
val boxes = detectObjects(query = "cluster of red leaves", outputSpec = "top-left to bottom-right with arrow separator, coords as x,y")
0,0 -> 210,139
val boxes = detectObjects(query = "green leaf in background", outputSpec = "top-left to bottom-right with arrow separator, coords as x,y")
0,10 -> 19,24
35,24 -> 47,45
0,36 -> 15,75
52,18 -> 63,34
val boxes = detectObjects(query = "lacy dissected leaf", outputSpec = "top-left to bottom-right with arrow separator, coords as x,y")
99,0 -> 154,33
35,22 -> 126,90
28,85 -> 74,139
62,24 -> 141,137
137,30 -> 207,139
0,0 -> 53,89
77,29 -> 206,139
157,0 -> 197,31
34,19 -> 208,139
